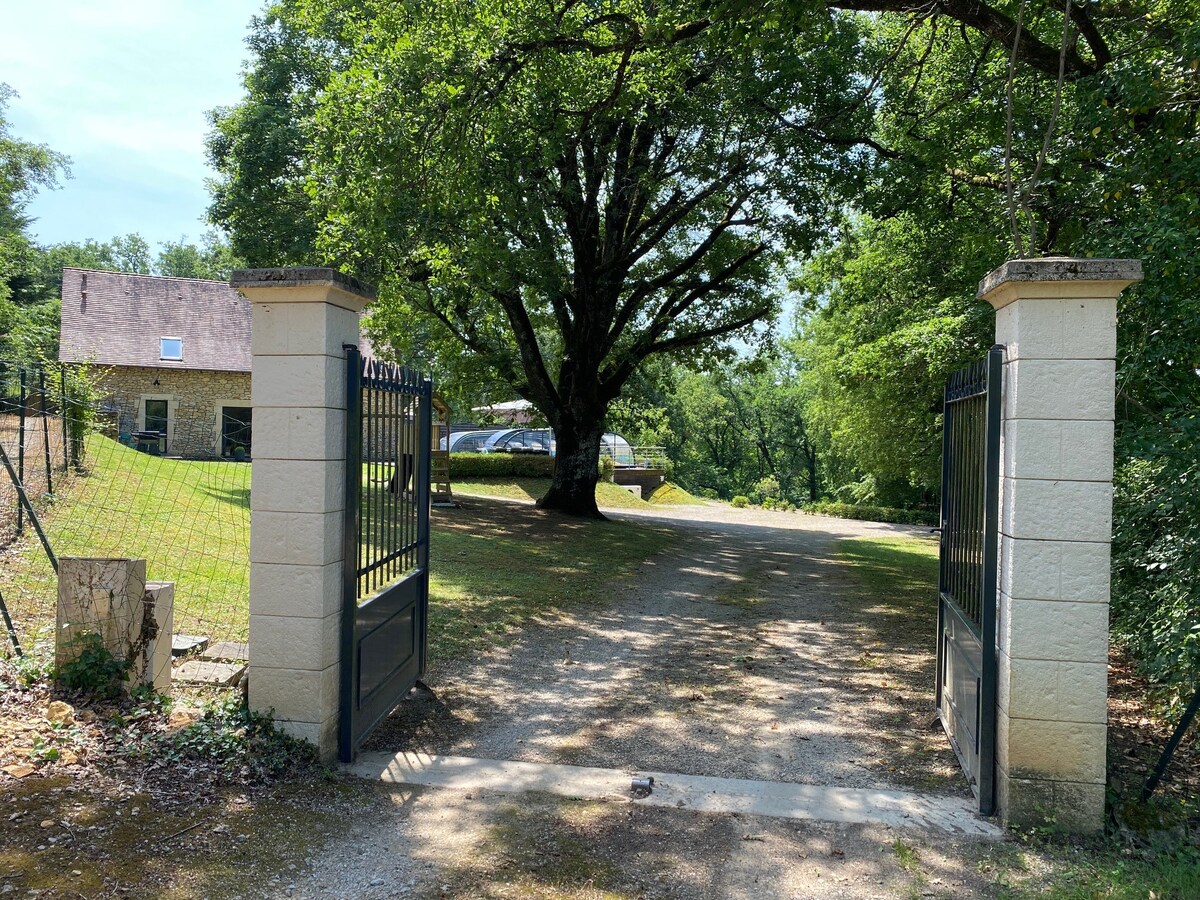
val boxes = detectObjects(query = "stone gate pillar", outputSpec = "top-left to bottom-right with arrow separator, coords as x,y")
978,257 -> 1141,831
232,267 -> 375,760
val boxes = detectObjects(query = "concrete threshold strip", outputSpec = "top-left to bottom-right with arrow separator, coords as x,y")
348,752 -> 1002,838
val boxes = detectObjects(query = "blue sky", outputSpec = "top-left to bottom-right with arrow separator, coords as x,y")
4,0 -> 264,250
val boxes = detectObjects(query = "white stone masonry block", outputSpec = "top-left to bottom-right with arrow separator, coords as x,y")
251,459 -> 345,514
1002,419 -> 1115,482
249,562 -> 343,619
1003,358 -> 1116,422
252,301 -> 362,357
1000,536 -> 1110,602
252,354 -> 347,409
249,510 -> 344,567
248,611 -> 340,671
997,712 -> 1107,784
1001,477 -> 1113,543
252,407 -> 346,461
996,649 -> 1108,724
999,594 -> 1108,663
995,297 -> 1117,361
248,662 -> 339,725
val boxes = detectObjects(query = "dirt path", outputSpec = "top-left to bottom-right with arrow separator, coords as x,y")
366,500 -> 963,795
290,501 -> 1000,899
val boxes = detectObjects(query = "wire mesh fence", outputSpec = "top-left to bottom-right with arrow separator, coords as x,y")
0,359 -> 251,663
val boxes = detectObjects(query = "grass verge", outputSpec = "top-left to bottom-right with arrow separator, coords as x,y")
645,482 -> 706,505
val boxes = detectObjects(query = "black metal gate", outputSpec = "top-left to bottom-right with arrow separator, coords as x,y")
339,345 -> 432,762
936,345 -> 1002,814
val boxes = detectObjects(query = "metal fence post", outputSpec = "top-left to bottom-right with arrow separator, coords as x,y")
16,368 -> 26,533
338,344 -> 362,763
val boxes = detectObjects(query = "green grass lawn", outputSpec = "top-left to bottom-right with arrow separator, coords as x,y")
3,436 -> 251,643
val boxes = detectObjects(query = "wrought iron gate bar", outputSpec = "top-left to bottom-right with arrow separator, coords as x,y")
937,344 -> 1003,816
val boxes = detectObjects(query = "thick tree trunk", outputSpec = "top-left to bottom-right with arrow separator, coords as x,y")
537,417 -> 605,518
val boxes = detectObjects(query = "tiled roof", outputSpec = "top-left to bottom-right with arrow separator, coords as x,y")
58,268 -> 377,371
58,268 -> 252,372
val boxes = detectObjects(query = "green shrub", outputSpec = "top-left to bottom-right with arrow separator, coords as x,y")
801,500 -> 937,527
731,495 -> 749,508
754,475 -> 783,500
56,632 -> 128,699
450,452 -> 555,478
598,455 -> 616,482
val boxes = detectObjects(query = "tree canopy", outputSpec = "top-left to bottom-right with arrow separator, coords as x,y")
209,0 -> 879,514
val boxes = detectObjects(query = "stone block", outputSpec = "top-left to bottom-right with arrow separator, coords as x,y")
248,611 -> 340,670
997,652 -> 1107,724
144,581 -> 174,693
55,559 -> 175,694
248,662 -> 340,725
979,257 -> 1142,309
251,459 -> 345,514
274,715 -> 339,761
252,301 -> 362,357
994,297 -> 1117,361
250,407 -> 345,461
232,267 -> 376,312
1002,419 -> 1114,482
56,557 -> 146,671
249,510 -> 343,566
1001,477 -> 1113,543
202,641 -> 249,661
175,660 -> 246,685
249,562 -> 343,618
1003,358 -> 1116,422
999,536 -> 1110,602
1000,594 -> 1108,663
998,771 -> 1106,832
251,354 -> 346,410
998,713 -> 1107,784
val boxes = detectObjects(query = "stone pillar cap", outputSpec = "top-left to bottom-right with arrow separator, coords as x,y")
979,257 -> 1141,300
231,267 -> 377,301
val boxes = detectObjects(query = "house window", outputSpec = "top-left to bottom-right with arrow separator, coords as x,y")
160,337 -> 183,360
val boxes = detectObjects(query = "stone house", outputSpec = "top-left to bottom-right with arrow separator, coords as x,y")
58,268 -> 253,458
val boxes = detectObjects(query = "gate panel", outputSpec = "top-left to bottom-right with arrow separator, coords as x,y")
339,345 -> 432,762
937,345 -> 1002,815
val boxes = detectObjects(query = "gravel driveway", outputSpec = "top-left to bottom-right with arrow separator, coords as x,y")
365,499 -> 961,795
285,501 -> 1004,899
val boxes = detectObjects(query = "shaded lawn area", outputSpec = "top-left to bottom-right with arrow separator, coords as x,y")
428,498 -> 676,661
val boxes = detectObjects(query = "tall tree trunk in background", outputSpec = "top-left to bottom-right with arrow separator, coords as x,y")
538,411 -> 604,518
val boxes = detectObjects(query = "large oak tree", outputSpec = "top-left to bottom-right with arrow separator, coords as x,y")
209,0 -> 876,515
